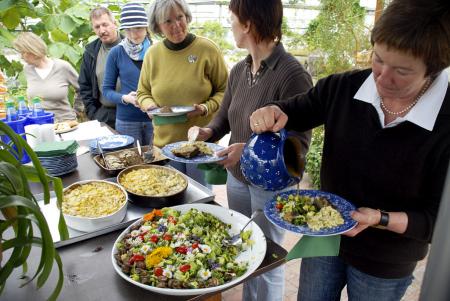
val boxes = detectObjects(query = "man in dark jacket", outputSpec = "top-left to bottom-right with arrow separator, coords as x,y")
79,7 -> 122,129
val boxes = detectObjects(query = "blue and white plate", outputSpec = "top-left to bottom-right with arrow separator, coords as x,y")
148,106 -> 195,117
264,190 -> 358,236
39,153 -> 78,176
162,141 -> 226,164
48,165 -> 78,177
89,135 -> 134,151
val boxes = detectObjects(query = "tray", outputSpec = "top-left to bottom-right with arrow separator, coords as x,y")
37,176 -> 215,248
93,145 -> 168,176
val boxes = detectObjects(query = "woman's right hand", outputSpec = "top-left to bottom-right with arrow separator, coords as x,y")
188,126 -> 213,141
249,105 -> 288,133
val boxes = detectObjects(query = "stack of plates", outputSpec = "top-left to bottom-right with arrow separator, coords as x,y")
89,135 -> 135,155
39,154 -> 78,176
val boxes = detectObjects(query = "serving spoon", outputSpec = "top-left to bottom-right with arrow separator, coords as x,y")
222,209 -> 263,246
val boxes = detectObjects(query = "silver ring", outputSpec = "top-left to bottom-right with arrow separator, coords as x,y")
254,123 -> 260,127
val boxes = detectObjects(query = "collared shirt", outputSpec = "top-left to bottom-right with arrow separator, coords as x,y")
354,71 -> 448,131
244,42 -> 284,87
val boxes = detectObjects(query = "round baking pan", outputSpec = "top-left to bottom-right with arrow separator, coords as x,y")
117,164 -> 188,208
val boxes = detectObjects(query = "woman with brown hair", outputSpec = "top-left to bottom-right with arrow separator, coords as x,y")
250,0 -> 450,300
189,0 -> 312,300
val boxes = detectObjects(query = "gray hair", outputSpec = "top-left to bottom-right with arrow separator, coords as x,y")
90,6 -> 115,23
148,0 -> 192,36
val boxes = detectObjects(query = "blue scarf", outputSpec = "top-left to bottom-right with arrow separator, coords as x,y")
120,37 -> 150,61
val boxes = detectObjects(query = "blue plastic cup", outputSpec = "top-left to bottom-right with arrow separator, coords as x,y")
1,116 -> 31,164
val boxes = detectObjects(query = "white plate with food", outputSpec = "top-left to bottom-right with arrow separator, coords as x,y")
264,190 -> 357,236
148,106 -> 195,117
111,203 -> 266,296
162,141 -> 226,163
54,121 -> 79,134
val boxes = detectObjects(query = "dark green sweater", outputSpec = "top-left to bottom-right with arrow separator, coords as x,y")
276,69 -> 450,278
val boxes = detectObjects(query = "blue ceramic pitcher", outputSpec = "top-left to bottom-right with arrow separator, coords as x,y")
240,129 -> 304,191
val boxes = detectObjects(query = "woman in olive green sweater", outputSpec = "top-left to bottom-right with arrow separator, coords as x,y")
137,0 -> 228,185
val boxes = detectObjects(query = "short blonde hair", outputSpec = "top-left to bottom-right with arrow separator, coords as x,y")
13,32 -> 47,58
148,0 -> 192,36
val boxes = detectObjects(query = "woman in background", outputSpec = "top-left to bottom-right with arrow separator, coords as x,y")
103,2 -> 153,145
137,0 -> 228,186
13,32 -> 83,122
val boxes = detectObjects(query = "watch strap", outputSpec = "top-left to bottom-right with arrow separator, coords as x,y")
378,210 -> 389,227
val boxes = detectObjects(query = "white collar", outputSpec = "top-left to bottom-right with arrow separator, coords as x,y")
354,71 -> 448,131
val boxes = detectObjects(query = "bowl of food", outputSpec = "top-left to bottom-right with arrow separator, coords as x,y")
93,146 -> 168,176
111,204 -> 267,296
117,165 -> 188,208
62,180 -> 128,232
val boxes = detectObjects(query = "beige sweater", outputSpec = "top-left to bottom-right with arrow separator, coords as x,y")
25,58 -> 83,121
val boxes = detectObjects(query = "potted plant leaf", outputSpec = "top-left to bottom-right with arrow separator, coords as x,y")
0,120 -> 69,300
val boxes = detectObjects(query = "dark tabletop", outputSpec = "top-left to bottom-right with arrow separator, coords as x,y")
3,228 -> 286,301
10,135 -> 288,300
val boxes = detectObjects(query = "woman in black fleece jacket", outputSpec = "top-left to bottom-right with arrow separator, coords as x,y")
251,0 -> 450,300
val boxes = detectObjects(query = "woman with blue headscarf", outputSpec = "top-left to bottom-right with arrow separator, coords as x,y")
103,2 -> 153,145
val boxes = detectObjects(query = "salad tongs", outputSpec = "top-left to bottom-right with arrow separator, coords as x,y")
223,209 -> 263,246
97,140 -> 109,169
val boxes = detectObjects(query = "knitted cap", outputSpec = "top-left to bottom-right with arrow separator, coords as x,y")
120,3 -> 149,30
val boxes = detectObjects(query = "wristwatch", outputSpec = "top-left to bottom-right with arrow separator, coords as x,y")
377,210 -> 389,227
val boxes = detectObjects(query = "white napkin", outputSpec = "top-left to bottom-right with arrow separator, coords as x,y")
24,124 -> 41,148
40,123 -> 55,143
57,120 -> 114,141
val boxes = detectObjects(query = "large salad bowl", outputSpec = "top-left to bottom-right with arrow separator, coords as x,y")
111,203 -> 267,296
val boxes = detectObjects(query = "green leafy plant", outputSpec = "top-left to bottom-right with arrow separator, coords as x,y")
0,121 -> 69,300
0,1 -> 120,80
305,126 -> 324,189
303,0 -> 370,77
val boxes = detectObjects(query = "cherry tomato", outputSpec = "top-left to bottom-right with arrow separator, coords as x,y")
179,264 -> 191,273
176,246 -> 188,254
275,203 -> 284,210
168,215 -> 177,224
129,254 -> 145,265
154,267 -> 163,276
192,242 -> 199,249
150,235 -> 159,243
163,234 -> 172,241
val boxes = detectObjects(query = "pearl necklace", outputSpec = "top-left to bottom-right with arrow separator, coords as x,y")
380,79 -> 431,116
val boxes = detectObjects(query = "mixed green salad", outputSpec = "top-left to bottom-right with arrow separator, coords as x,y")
114,208 -> 252,289
276,193 -> 344,231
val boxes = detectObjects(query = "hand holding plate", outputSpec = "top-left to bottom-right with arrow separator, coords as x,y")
186,104 -> 206,119
344,207 -> 383,237
215,143 -> 243,168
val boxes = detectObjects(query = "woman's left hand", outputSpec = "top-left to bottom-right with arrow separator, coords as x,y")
215,143 -> 245,169
187,104 -> 207,119
343,207 -> 381,237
